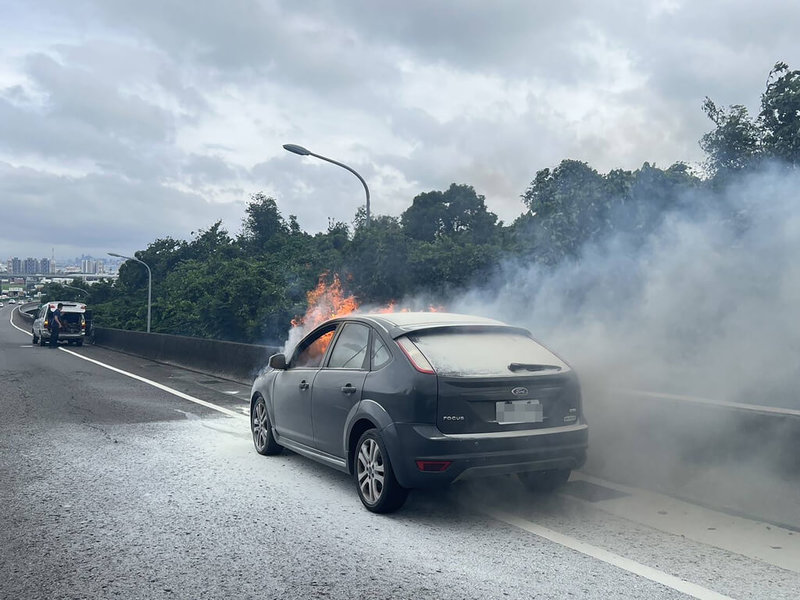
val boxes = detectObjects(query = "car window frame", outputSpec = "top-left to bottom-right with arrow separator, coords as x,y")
368,329 -> 393,371
289,323 -> 339,370
325,321 -> 371,371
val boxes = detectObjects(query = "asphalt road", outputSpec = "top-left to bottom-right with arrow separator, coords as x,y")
2,305 -> 799,600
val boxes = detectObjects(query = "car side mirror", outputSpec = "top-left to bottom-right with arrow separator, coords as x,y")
269,353 -> 287,370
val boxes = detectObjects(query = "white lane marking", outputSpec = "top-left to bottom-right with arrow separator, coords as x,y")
9,309 -> 247,419
618,388 -> 800,417
58,348 -> 246,419
485,509 -> 734,600
223,390 -> 240,395
9,307 -> 32,337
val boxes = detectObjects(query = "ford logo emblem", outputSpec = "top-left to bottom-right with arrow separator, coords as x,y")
511,387 -> 529,396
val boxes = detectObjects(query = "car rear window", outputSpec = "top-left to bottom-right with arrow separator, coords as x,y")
406,329 -> 567,377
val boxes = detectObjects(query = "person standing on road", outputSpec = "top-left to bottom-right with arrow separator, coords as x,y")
50,303 -> 64,348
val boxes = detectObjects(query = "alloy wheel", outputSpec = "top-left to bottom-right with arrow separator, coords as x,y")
357,438 -> 385,505
252,398 -> 269,452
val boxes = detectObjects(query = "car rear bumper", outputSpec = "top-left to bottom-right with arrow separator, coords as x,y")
41,331 -> 84,340
382,422 -> 588,489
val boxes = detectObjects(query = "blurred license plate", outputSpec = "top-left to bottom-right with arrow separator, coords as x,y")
496,400 -> 543,424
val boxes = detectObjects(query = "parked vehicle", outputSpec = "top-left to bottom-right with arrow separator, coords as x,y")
31,301 -> 88,346
250,312 -> 587,513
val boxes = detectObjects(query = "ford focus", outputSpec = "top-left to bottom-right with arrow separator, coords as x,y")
250,312 -> 587,513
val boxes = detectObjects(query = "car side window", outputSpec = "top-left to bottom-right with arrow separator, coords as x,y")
292,327 -> 336,369
371,334 -> 392,370
327,323 -> 370,369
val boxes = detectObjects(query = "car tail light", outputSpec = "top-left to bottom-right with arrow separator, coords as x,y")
416,460 -> 451,472
44,319 -> 49,327
396,337 -> 435,374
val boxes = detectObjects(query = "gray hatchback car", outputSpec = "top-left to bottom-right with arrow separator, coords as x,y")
250,312 -> 587,513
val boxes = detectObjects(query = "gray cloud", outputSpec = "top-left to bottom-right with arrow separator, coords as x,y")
2,1 -> 800,261
0,161 -> 246,258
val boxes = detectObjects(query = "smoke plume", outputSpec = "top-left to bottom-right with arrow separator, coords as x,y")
453,165 -> 800,410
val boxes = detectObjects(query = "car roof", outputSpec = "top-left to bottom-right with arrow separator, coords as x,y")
46,301 -> 86,312
332,311 -> 518,338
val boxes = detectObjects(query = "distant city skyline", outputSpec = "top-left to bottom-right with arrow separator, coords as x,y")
2,253 -> 116,275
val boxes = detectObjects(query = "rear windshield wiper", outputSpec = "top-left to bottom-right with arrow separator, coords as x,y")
508,363 -> 562,372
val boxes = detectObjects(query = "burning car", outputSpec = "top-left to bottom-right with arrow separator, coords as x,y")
250,312 -> 588,513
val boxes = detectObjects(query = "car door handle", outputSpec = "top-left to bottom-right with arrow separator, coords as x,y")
299,380 -> 310,390
341,384 -> 357,394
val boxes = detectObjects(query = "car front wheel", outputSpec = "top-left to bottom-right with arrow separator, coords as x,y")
517,469 -> 571,493
251,395 -> 282,455
355,429 -> 408,513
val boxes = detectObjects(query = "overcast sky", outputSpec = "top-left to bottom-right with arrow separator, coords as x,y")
1,0 -> 798,261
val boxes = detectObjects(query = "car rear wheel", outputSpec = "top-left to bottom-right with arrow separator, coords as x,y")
31,331 -> 38,344
251,395 -> 282,455
355,429 -> 408,513
517,469 -> 571,493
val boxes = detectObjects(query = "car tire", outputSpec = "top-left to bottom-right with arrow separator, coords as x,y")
32,331 -> 38,345
517,469 -> 571,493
354,429 -> 408,513
251,395 -> 282,456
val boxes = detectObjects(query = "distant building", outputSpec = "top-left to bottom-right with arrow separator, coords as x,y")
81,259 -> 98,274
24,258 -> 39,274
9,257 -> 21,275
40,258 -> 50,274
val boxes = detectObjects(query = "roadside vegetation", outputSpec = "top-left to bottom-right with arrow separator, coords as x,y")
39,62 -> 800,346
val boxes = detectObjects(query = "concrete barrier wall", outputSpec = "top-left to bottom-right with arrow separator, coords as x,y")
18,303 -> 38,321
92,327 -> 280,385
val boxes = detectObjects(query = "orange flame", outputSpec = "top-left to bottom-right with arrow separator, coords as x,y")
291,273 -> 359,330
287,273 -> 446,356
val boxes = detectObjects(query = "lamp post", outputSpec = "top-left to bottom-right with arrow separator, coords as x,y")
62,284 -> 88,298
282,143 -> 371,226
108,252 -> 151,333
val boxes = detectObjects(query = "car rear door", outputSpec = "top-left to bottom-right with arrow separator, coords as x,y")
311,322 -> 370,458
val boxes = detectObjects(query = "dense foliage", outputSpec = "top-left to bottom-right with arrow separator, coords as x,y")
40,62 -> 800,345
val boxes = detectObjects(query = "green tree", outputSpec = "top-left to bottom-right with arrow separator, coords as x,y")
401,184 -> 499,244
519,160 -> 608,264
347,216 -> 412,302
699,99 -> 760,176
240,192 -> 289,254
759,61 -> 800,166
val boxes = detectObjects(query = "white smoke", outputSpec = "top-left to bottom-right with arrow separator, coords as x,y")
452,165 -> 800,409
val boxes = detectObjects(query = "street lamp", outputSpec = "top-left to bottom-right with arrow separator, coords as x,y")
108,252 -> 151,333
62,284 -> 88,297
283,143 -> 371,226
